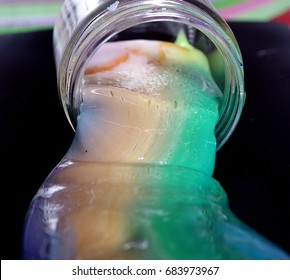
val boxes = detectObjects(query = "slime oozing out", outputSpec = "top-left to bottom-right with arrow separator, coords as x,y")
23,33 -> 290,259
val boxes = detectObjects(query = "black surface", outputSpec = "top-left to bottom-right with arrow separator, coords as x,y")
214,22 -> 290,255
1,22 -> 289,260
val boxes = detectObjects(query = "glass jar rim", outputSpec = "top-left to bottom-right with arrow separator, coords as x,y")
56,0 -> 246,150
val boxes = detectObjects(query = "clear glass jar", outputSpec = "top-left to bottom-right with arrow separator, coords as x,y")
53,0 -> 246,149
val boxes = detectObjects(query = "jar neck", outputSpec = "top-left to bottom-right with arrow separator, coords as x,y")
56,0 -> 245,150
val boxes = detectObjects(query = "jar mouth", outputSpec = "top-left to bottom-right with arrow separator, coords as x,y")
57,0 -> 245,150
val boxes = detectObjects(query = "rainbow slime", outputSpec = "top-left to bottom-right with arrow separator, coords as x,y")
23,32 -> 290,259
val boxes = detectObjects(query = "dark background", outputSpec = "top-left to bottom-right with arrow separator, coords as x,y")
0,22 -> 289,260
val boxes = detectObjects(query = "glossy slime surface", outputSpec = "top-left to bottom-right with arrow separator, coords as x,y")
23,33 -> 289,259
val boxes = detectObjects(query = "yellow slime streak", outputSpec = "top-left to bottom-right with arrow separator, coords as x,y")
51,163 -> 143,259
76,86 -> 177,163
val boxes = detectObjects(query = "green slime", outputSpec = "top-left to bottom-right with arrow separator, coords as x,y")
105,32 -> 290,259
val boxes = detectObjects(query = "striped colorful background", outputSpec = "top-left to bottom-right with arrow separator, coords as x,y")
0,0 -> 289,34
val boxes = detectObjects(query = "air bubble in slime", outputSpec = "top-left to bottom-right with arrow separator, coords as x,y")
22,31 -> 289,259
